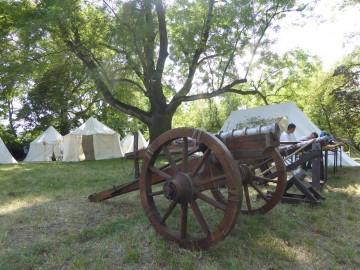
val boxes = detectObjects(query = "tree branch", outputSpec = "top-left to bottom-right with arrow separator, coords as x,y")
170,78 -> 247,105
112,78 -> 147,95
61,28 -> 151,125
155,0 -> 168,77
174,0 -> 215,99
100,43 -> 144,79
103,0 -> 119,20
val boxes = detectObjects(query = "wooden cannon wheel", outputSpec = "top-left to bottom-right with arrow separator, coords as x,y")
211,147 -> 287,215
241,147 -> 287,214
139,128 -> 243,250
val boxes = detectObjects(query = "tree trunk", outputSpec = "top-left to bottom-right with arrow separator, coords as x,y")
147,112 -> 173,142
7,102 -> 17,138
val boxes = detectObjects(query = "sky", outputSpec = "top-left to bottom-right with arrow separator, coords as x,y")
273,0 -> 360,70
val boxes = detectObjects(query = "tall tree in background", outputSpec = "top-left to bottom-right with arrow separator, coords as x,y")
305,47 -> 360,149
0,4 -> 32,141
2,0 -> 315,141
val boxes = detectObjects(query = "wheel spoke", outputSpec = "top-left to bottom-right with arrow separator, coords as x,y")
190,148 -> 211,177
189,201 -> 210,237
194,174 -> 227,192
252,175 -> 279,184
162,145 -> 179,174
258,164 -> 276,176
160,200 -> 177,225
149,166 -> 172,180
182,137 -> 189,173
158,147 -> 200,171
243,185 -> 252,212
180,203 -> 188,239
250,158 -> 273,170
197,192 -> 227,212
250,182 -> 269,202
149,190 -> 164,196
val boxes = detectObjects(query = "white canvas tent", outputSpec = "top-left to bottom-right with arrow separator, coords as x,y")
62,117 -> 124,161
0,137 -> 17,164
121,131 -> 148,154
24,126 -> 63,162
221,102 -> 359,166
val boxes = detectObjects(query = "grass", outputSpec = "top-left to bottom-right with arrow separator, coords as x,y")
0,159 -> 359,270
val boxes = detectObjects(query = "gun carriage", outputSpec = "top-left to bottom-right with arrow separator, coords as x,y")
275,137 -> 329,204
89,124 -> 287,250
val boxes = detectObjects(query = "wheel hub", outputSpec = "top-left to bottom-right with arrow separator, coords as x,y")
163,173 -> 194,204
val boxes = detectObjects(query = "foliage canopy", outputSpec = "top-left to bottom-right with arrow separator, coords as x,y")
1,0 -> 359,149
1,0 -> 314,141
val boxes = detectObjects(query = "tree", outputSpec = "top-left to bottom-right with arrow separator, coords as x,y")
241,49 -> 321,107
3,0 -> 314,141
17,55 -> 101,135
0,2 -> 29,139
173,98 -> 226,133
305,47 -> 360,150
330,50 -> 360,147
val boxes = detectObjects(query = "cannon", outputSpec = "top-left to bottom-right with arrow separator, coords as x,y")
88,124 -> 287,250
275,137 -> 329,204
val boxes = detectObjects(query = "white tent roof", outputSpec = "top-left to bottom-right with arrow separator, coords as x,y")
0,137 -> 17,164
30,126 -> 63,144
221,102 -> 359,166
62,117 -> 124,161
24,126 -> 63,162
70,117 -> 117,135
121,131 -> 148,154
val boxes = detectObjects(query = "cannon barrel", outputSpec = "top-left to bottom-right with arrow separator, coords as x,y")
216,123 -> 281,160
217,123 -> 280,142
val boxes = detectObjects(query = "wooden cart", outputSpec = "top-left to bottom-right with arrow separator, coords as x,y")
89,124 -> 287,250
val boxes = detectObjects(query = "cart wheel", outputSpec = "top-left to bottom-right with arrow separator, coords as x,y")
241,147 -> 286,214
139,128 -> 243,250
211,147 -> 286,215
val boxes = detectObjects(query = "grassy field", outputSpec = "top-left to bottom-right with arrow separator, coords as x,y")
0,158 -> 359,270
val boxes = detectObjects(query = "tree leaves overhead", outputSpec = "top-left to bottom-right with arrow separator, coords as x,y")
303,47 -> 360,149
247,49 -> 321,105
2,0 -> 319,141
